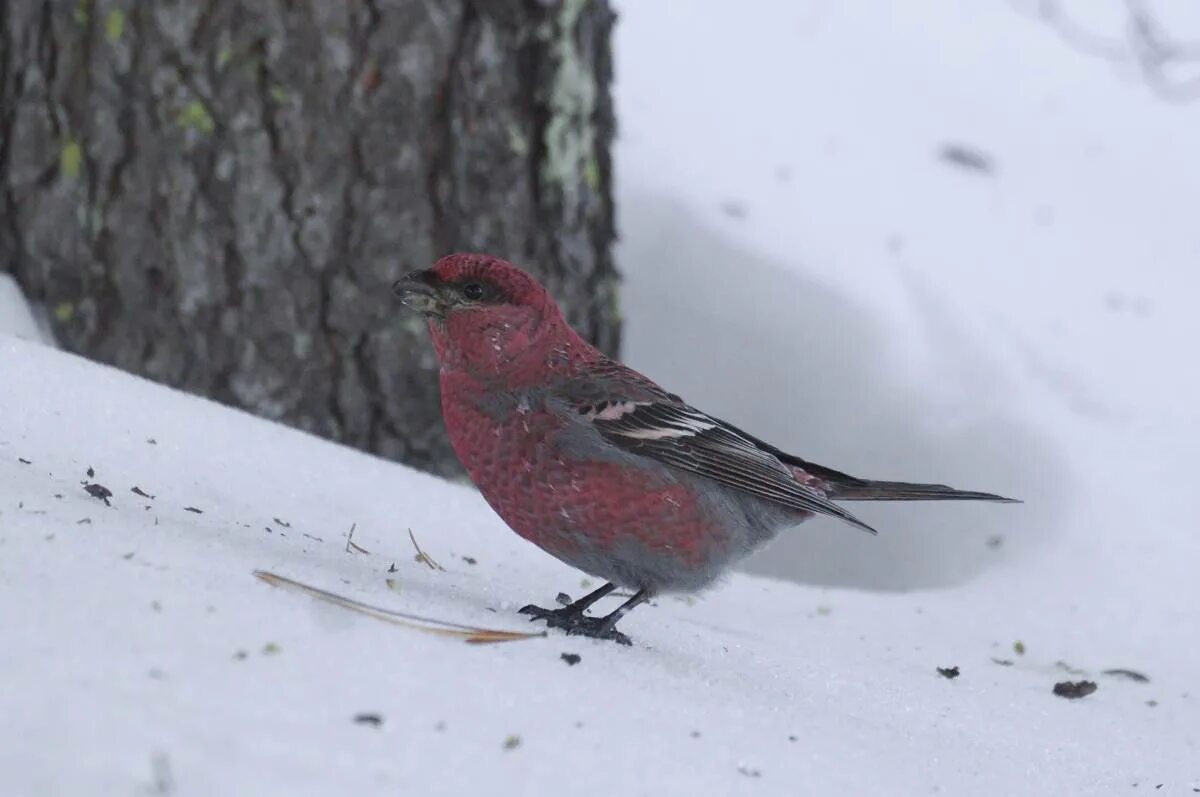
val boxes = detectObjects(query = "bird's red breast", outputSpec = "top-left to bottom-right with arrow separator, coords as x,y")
440,359 -> 732,573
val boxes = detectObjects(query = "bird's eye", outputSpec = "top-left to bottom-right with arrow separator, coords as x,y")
462,282 -> 485,301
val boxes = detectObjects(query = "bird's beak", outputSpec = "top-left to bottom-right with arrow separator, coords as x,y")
392,269 -> 445,319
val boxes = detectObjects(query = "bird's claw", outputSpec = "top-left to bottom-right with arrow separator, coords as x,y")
518,603 -> 558,620
517,603 -> 632,645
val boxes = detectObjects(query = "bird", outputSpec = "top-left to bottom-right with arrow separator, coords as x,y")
393,253 -> 1017,645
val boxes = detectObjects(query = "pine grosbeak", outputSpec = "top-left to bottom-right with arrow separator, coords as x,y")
394,254 -> 1016,644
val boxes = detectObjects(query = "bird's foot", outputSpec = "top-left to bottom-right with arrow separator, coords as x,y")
518,604 -> 631,646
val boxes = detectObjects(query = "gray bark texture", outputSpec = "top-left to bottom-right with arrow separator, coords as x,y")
0,0 -> 618,475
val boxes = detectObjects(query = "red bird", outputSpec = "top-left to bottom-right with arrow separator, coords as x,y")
394,254 -> 1016,644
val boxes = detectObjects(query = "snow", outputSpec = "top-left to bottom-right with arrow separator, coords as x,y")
617,0 -> 1200,593
0,274 -> 53,347
3,1 -> 1200,794
3,335 -> 1195,795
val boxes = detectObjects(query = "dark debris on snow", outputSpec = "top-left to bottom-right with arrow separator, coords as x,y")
84,482 -> 113,506
353,714 -> 383,727
1101,668 -> 1149,683
1053,680 -> 1098,699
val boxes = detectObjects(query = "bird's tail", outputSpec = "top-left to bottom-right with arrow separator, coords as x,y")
776,453 -> 1020,503
825,479 -> 1019,503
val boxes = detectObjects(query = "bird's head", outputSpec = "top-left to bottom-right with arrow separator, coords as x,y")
393,253 -> 576,377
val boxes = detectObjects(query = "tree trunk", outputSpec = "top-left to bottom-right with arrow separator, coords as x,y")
0,0 -> 618,476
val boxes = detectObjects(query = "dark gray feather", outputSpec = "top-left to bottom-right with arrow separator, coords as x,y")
588,401 -> 878,534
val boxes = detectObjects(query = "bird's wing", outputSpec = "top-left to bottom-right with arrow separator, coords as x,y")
558,360 -> 877,534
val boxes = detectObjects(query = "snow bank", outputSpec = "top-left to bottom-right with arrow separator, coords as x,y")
614,0 -> 1200,595
0,334 -> 1195,794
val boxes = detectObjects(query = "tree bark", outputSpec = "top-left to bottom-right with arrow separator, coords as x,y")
0,0 -> 618,475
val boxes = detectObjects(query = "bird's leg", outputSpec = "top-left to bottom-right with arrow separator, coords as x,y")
519,584 -> 654,646
593,588 -> 654,638
519,581 -> 615,623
